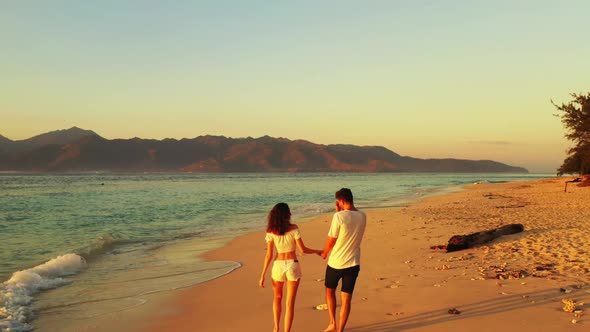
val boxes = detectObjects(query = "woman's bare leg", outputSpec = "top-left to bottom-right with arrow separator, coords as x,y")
272,280 -> 284,332
284,279 -> 300,332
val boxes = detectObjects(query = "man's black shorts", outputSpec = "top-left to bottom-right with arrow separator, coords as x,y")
324,265 -> 360,294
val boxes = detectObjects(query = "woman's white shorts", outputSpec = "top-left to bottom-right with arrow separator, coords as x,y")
271,259 -> 302,282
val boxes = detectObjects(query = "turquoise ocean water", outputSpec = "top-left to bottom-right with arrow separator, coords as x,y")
0,173 -> 549,331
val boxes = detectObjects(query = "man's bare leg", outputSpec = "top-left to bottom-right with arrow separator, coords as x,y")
337,292 -> 352,332
324,287 -> 337,332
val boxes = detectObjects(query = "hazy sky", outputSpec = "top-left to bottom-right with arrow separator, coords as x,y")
1,1 -> 589,173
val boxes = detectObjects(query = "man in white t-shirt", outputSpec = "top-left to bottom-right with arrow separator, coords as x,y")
321,188 -> 366,332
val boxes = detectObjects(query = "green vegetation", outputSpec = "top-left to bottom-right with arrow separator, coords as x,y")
553,92 -> 590,175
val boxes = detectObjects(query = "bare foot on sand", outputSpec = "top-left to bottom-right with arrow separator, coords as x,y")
324,324 -> 336,332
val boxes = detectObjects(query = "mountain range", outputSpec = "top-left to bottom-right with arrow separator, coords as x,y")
0,127 -> 528,173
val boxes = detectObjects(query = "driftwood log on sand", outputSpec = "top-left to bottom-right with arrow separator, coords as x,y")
431,224 -> 524,252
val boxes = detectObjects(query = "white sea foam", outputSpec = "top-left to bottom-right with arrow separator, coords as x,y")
0,254 -> 86,332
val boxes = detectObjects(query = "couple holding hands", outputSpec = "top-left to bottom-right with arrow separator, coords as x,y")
259,188 -> 367,332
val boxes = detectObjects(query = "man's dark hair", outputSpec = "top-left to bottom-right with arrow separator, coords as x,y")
335,188 -> 354,204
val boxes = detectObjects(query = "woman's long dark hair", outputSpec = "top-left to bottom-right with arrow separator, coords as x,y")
267,203 -> 291,235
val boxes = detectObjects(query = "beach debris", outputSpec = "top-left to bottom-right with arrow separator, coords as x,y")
388,284 -> 400,289
447,308 -> 461,315
375,277 -> 386,281
564,177 -> 583,192
315,304 -> 328,311
362,297 -> 368,301
534,263 -> 554,271
316,278 -> 324,282
479,263 -> 528,280
559,287 -> 573,294
495,271 -> 528,280
404,260 -> 412,264
571,319 -> 578,324
435,264 -> 451,271
562,299 -> 577,313
456,253 -> 475,261
433,284 -> 441,287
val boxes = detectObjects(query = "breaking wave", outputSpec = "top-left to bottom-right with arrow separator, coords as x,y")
0,254 -> 86,332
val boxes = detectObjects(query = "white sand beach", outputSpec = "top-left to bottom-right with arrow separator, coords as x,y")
75,177 -> 589,331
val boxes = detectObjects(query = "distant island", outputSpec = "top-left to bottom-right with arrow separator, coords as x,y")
0,127 -> 528,173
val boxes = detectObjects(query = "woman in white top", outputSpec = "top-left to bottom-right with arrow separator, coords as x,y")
259,203 -> 321,332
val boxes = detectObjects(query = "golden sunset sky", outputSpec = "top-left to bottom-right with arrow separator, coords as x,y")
1,1 -> 589,173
